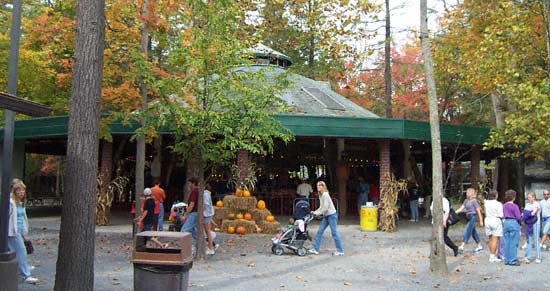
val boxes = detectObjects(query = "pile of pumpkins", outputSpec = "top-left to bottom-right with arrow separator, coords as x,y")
217,198 -> 276,235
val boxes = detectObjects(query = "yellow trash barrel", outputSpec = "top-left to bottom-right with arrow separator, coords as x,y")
360,206 -> 378,231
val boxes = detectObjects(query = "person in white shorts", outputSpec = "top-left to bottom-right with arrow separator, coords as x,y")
484,190 -> 503,262
540,190 -> 550,250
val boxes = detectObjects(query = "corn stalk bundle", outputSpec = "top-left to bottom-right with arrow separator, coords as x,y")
96,175 -> 129,225
378,174 -> 408,232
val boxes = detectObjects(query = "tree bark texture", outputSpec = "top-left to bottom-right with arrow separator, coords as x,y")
384,0 -> 393,118
54,0 -> 105,290
420,0 -> 447,274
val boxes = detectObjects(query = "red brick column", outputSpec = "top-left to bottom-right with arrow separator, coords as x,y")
379,139 -> 391,199
470,145 -> 480,190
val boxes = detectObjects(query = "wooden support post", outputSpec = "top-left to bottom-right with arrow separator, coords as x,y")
336,138 -> 347,216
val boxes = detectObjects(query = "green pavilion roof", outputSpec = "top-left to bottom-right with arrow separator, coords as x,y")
1,114 -> 489,145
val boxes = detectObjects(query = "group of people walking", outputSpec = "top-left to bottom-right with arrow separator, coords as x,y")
436,187 -> 550,266
134,178 -> 217,255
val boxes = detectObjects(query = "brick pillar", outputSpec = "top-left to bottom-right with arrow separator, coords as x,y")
379,139 -> 391,199
237,149 -> 250,189
336,138 -> 347,216
100,140 -> 113,192
470,145 -> 480,191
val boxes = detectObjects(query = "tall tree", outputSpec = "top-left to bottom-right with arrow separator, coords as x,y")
146,0 -> 294,258
384,0 -> 392,118
54,0 -> 105,290
420,0 -> 447,274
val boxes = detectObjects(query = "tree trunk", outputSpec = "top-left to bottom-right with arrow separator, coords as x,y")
384,0 -> 393,118
490,92 -> 504,192
151,136 -> 162,183
420,0 -> 447,274
54,0 -> 105,289
134,0 -> 149,235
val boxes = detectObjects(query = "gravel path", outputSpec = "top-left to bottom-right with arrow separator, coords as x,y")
19,213 -> 549,291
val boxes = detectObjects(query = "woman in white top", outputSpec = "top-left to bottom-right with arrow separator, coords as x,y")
484,190 -> 503,262
203,184 -> 216,255
309,181 -> 344,256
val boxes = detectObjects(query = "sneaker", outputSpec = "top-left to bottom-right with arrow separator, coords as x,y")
24,277 -> 39,284
535,259 -> 542,264
493,257 -> 502,262
474,246 -> 483,253
458,246 -> 464,254
409,219 -> 416,222
30,266 -> 36,271
205,248 -> 215,255
524,257 -> 531,264
521,243 -> 527,250
453,247 -> 459,257
333,251 -> 344,256
308,249 -> 319,255
214,243 -> 220,251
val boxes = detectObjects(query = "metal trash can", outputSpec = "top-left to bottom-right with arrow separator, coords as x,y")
132,231 -> 193,291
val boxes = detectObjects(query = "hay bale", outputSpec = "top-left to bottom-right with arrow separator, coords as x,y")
213,206 -> 229,227
260,220 -> 281,234
250,208 -> 272,223
220,219 -> 258,234
223,195 -> 258,212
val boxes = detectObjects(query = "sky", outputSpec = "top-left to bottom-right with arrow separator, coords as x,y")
380,0 -> 448,46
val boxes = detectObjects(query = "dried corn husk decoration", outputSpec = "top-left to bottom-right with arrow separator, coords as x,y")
378,174 -> 407,232
96,175 -> 129,225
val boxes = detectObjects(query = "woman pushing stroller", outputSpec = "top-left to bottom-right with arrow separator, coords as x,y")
308,181 -> 344,256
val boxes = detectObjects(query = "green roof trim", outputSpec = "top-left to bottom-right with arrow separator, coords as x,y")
1,114 -> 490,145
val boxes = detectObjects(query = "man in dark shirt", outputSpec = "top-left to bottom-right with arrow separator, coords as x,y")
180,178 -> 199,244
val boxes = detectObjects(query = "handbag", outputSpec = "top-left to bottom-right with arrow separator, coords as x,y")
447,208 -> 460,226
23,237 -> 34,255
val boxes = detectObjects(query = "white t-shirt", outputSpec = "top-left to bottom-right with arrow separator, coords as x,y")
203,190 -> 214,217
525,201 -> 541,219
540,198 -> 550,218
430,197 -> 450,224
484,199 -> 503,219
297,182 -> 313,198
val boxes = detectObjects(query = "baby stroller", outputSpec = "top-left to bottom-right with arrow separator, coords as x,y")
271,212 -> 315,256
168,202 -> 187,231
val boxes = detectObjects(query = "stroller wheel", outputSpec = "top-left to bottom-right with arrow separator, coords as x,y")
272,245 -> 284,256
296,247 -> 307,257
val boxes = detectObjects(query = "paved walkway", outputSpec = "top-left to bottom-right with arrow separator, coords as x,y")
19,211 -> 549,291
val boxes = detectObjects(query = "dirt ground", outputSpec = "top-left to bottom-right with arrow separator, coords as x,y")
19,211 -> 549,291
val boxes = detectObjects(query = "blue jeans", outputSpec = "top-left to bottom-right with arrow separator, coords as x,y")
7,234 -> 31,279
180,212 -> 198,243
410,199 -> 419,221
463,214 -> 480,244
526,219 -> 541,260
313,213 -> 344,253
157,203 -> 164,231
503,219 -> 520,265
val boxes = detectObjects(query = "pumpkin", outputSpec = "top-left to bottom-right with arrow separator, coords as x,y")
227,213 -> 235,220
227,226 -> 235,234
236,226 -> 246,235
244,213 -> 252,220
236,213 -> 244,220
257,200 -> 266,209
243,190 -> 251,197
266,215 -> 275,222
216,200 -> 223,207
235,188 -> 243,197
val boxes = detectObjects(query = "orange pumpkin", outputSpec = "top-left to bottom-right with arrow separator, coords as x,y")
216,200 -> 223,207
236,226 -> 246,235
257,200 -> 266,209
266,215 -> 275,222
236,213 -> 244,220
227,226 -> 235,234
227,213 -> 235,220
235,188 -> 243,197
243,190 -> 251,197
244,213 -> 252,220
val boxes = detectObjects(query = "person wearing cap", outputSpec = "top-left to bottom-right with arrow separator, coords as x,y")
134,188 -> 167,248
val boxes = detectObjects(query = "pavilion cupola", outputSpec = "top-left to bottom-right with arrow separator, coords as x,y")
249,43 -> 292,69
